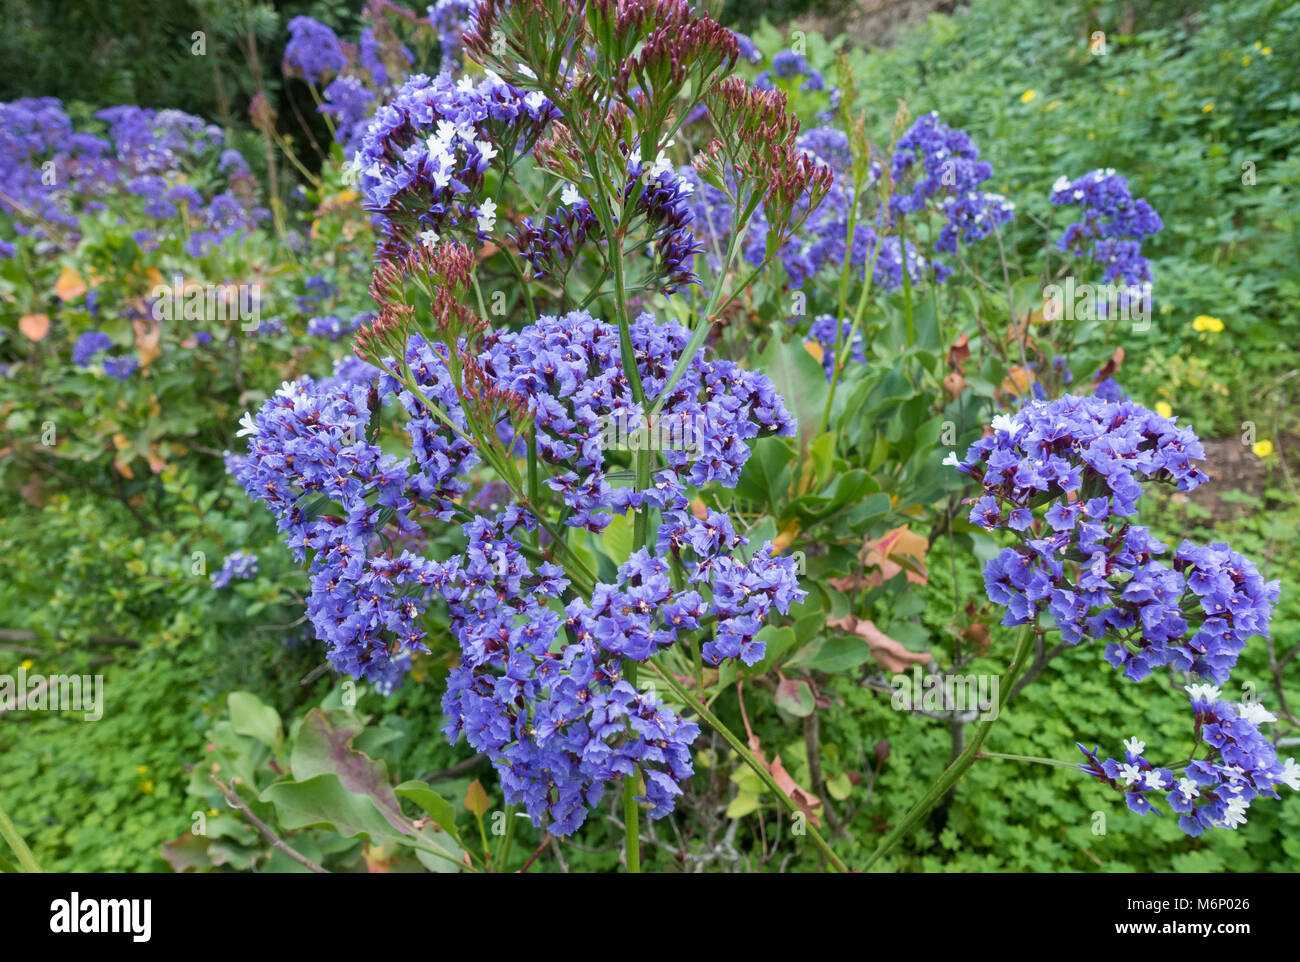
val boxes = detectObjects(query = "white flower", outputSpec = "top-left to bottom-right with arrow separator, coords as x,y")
990,414 -> 1016,434
235,411 -> 257,438
419,229 -> 439,248
1184,683 -> 1221,703
648,150 -> 674,180
524,91 -> 548,113
1142,769 -> 1165,790
456,75 -> 475,93
516,62 -> 537,79
1279,758 -> 1300,791
476,140 -> 499,164
1117,763 -> 1142,786
1216,795 -> 1250,830
1235,701 -> 1277,725
942,452 -> 961,468
561,182 -> 582,206
365,162 -> 383,179
1175,777 -> 1199,801
1123,736 -> 1146,757
436,120 -> 460,144
476,198 -> 497,233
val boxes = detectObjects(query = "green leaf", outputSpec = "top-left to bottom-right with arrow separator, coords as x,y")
395,781 -> 460,838
725,792 -> 761,819
759,327 -> 830,451
788,634 -> 874,673
598,511 -> 634,566
774,678 -> 816,717
826,772 -> 852,801
463,779 -> 491,819
227,691 -> 282,752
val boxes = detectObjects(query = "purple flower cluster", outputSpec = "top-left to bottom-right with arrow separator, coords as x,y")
1080,690 -> 1298,834
236,307 -> 806,830
72,331 -> 114,367
952,395 -> 1288,833
307,313 -> 364,341
211,550 -> 259,589
354,71 -> 557,254
441,512 -> 703,833
513,200 -> 600,281
681,123 -> 946,294
0,98 -> 262,252
890,111 -> 1013,266
1050,169 -> 1162,286
103,355 -> 140,380
231,369 -> 466,691
283,16 -> 346,84
429,0 -> 479,71
807,314 -> 865,379
321,76 -> 378,153
625,157 -> 705,294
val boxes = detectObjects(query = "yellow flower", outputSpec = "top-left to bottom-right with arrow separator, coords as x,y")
1046,100 -> 1062,111
1242,55 -> 1252,66
1202,102 -> 1215,113
1255,41 -> 1262,49
1262,46 -> 1272,55
137,765 -> 149,775
140,780 -> 155,795
1192,315 -> 1225,332
1252,440 -> 1274,458
1020,89 -> 1037,103
207,808 -> 219,817
20,659 -> 32,671
1155,401 -> 1173,419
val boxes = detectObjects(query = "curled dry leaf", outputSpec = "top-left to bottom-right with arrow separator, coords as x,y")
947,332 -> 970,373
828,524 -> 929,591
1094,346 -> 1125,384
18,313 -> 50,341
827,614 -> 932,673
54,266 -> 87,302
133,318 -> 162,369
746,733 -> 822,827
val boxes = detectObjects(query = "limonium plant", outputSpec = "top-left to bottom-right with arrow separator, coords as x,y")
233,0 -> 846,871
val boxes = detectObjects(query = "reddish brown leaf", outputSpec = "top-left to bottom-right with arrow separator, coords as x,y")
827,614 -> 932,673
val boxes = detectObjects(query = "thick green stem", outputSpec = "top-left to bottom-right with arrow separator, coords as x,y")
0,802 -> 41,873
862,623 -> 1036,870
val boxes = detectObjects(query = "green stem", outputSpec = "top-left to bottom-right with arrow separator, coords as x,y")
647,661 -> 848,872
623,771 -> 641,872
862,623 -> 1036,870
623,657 -> 641,872
978,751 -> 1078,770
0,802 -> 41,873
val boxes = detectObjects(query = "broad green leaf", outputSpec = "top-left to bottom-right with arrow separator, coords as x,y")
227,691 -> 282,753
